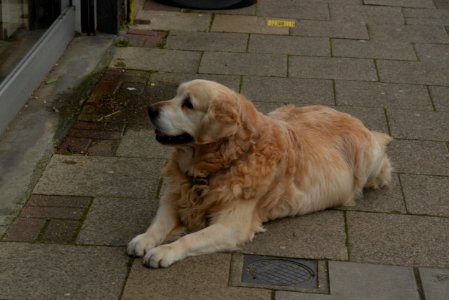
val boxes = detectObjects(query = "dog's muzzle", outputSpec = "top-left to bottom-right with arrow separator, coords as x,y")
148,105 -> 194,145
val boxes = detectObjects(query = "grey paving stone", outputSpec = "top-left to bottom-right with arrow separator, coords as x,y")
370,24 -> 449,43
276,261 -> 419,300
33,155 -> 164,198
199,52 -> 287,77
111,48 -> 201,73
302,0 -> 362,3
347,211 -> 449,266
377,60 -> 449,86
401,174 -> 449,217
211,14 -> 289,35
335,80 -> 432,110
77,197 -> 159,246
364,0 -> 435,7
165,31 -> 248,52
406,17 -> 449,25
289,57 -> 377,81
117,127 -> 168,159
257,1 -> 330,20
330,5 -> 404,25
122,254 -> 271,300
429,86 -> 449,111
134,11 -> 211,31
388,110 -> 449,140
150,72 -> 241,91
0,243 -> 127,299
387,139 -> 449,175
415,44 -> 449,63
249,34 -> 330,56
336,106 -> 389,132
0,226 -> 6,238
419,268 -> 449,300
338,173 -> 406,214
332,39 -> 416,60
291,20 -> 369,39
241,76 -> 334,105
403,7 -> 449,18
328,261 -> 419,300
242,211 -> 348,260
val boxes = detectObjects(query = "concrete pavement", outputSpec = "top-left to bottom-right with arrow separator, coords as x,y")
1,0 -> 449,299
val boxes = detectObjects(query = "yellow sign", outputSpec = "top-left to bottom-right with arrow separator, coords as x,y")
266,19 -> 296,28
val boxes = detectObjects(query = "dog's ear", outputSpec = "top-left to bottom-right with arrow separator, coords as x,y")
195,93 -> 240,145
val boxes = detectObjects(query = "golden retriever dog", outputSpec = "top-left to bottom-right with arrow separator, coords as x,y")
128,79 -> 392,268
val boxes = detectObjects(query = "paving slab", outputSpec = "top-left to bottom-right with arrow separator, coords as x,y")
134,11 -> 211,31
335,80 -> 433,110
406,17 -> 449,25
149,72 -> 241,91
77,197 -> 159,246
419,268 -> 449,300
334,106 -> 389,133
199,52 -> 287,76
347,211 -> 449,266
0,243 -> 128,299
117,127 -> 168,159
257,1 -> 329,20
364,0 -> 435,7
241,76 -> 334,105
277,261 -> 419,300
387,139 -> 449,175
338,173 -> 406,214
291,20 -> 369,39
165,31 -> 248,52
414,43 -> 449,63
2,218 -> 46,242
111,48 -> 202,73
377,60 -> 449,86
248,35 -> 330,56
330,4 -> 404,25
429,86 -> 449,111
33,154 -> 164,198
41,219 -> 79,243
388,109 -> 449,140
242,211 -> 347,260
400,174 -> 449,217
211,14 -> 289,35
122,253 -> 271,300
403,7 -> 449,19
289,57 -> 377,81
369,24 -> 449,43
332,39 -> 416,60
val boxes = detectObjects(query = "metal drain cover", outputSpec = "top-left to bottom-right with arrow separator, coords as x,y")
241,255 -> 317,289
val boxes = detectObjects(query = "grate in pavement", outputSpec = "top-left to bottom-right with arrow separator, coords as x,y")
241,255 -> 318,289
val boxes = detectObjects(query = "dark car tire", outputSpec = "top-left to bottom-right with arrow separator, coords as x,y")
155,0 -> 256,9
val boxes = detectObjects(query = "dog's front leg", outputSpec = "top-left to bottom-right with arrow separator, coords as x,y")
143,200 -> 258,268
127,193 -> 179,257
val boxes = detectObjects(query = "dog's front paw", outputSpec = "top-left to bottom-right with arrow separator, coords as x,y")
127,233 -> 157,257
143,244 -> 185,268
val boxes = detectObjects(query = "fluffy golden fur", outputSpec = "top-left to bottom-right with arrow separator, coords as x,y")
128,80 -> 392,268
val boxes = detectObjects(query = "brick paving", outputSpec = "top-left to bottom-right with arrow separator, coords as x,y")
1,0 -> 449,299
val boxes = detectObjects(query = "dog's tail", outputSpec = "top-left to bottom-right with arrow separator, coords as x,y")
371,131 -> 393,146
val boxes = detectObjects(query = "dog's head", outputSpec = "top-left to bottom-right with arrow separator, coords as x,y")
149,80 -> 241,145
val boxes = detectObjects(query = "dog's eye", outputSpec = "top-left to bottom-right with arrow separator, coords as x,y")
182,97 -> 194,110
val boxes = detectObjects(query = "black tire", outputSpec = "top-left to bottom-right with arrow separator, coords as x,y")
155,0 -> 256,9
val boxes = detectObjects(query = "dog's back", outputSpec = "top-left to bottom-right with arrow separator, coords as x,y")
261,105 -> 392,218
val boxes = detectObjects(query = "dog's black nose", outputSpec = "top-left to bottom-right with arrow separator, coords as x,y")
148,105 -> 159,120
